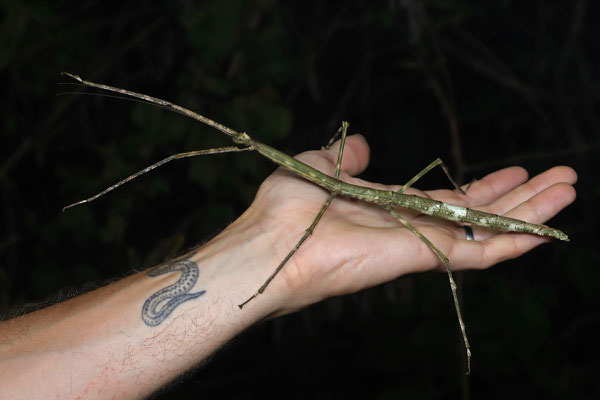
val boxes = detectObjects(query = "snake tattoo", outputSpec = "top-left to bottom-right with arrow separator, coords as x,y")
142,256 -> 206,326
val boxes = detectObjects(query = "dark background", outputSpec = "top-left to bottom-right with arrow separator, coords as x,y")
1,1 -> 598,398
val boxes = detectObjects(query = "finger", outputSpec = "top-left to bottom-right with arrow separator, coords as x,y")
462,167 -> 529,206
452,181 -> 576,269
325,134 -> 371,176
419,167 -> 529,206
501,181 -> 576,227
482,166 -> 577,216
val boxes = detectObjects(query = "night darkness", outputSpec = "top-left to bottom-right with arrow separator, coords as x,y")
1,1 -> 598,399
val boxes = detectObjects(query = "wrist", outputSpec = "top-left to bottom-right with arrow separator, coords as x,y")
191,207 -> 291,323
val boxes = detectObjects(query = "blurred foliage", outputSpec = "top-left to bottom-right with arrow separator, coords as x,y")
1,0 -> 599,398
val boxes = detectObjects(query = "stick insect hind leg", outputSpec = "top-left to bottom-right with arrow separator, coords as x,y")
385,207 -> 471,374
398,158 -> 466,194
385,158 -> 472,374
238,122 -> 349,308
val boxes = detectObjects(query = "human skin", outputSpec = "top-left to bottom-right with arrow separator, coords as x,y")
0,134 -> 577,399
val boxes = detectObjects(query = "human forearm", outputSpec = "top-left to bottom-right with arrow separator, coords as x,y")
0,213 -> 282,399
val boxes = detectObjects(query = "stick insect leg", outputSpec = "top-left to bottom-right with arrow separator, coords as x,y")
63,146 -> 253,211
239,122 -> 350,309
398,158 -> 465,195
321,125 -> 344,150
385,206 -> 471,375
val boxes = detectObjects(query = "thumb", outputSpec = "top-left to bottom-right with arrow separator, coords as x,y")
324,134 -> 370,176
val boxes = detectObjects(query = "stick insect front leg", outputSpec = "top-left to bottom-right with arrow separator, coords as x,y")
63,146 -> 253,211
239,122 -> 349,308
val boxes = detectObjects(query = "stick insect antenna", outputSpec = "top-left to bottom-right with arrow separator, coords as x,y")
57,89 -> 185,114
61,72 -> 241,139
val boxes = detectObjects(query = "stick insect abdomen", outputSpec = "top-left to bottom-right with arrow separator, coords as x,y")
392,194 -> 569,241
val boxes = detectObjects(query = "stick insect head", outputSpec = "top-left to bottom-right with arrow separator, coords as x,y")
233,132 -> 252,146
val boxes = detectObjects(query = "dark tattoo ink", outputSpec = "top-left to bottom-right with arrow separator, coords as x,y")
142,255 -> 206,326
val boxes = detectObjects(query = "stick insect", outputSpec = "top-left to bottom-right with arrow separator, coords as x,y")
61,72 -> 569,374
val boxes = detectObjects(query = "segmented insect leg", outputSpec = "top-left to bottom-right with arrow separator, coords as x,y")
238,122 -> 350,308
63,146 -> 252,211
385,206 -> 471,375
399,158 -> 465,194
321,125 -> 344,150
